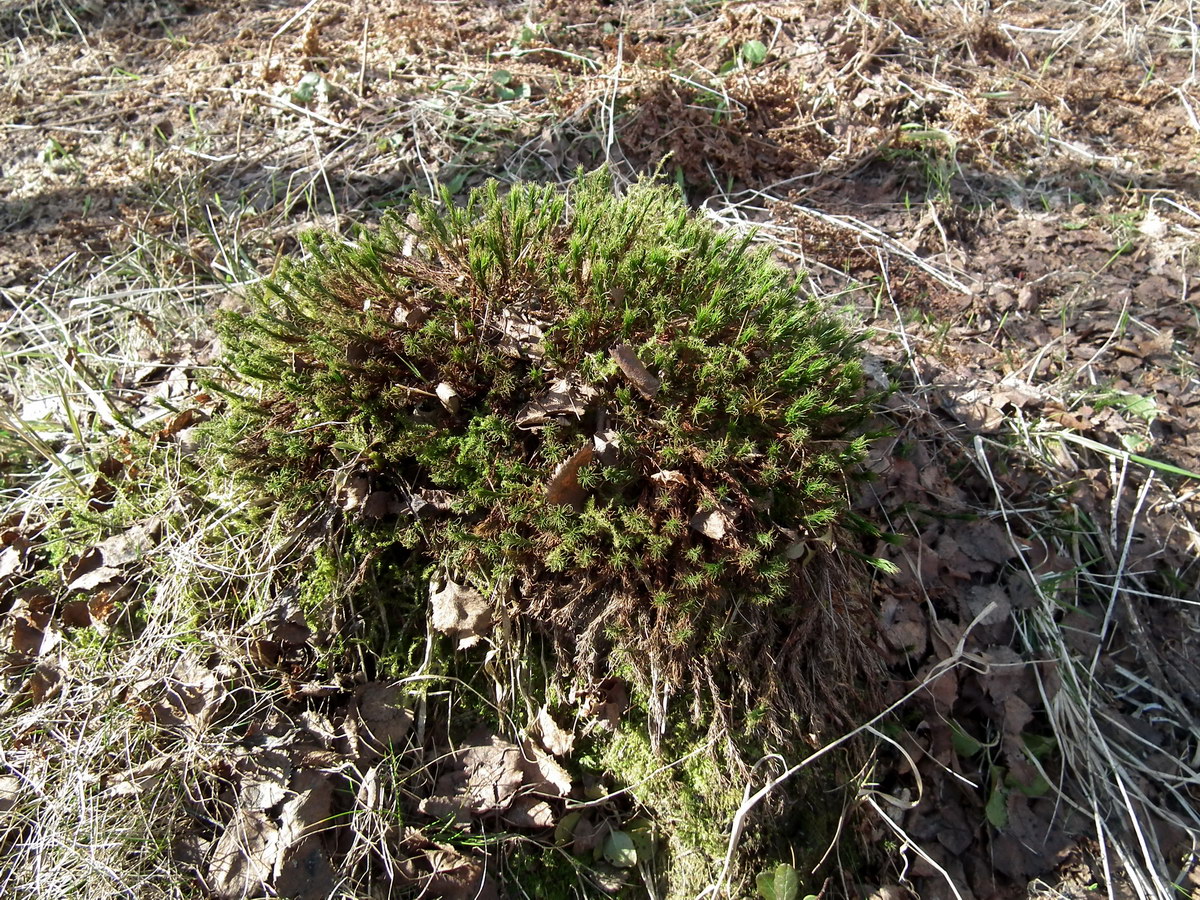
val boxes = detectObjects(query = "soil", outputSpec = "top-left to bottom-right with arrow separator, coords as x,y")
2,1 -> 1198,899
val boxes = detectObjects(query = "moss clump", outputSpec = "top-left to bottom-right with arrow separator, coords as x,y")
208,170 -> 878,736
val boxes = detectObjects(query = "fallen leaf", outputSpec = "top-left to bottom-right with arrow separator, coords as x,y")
546,444 -> 593,509
457,736 -> 525,815
337,474 -> 370,512
880,597 -> 927,656
355,682 -> 413,753
0,546 -> 23,582
274,836 -> 336,900
84,519 -> 162,570
502,797 -> 555,829
603,830 -> 638,868
496,308 -> 546,359
274,769 -> 333,876
650,470 -> 687,486
103,757 -> 171,798
429,578 -> 494,650
518,739 -> 573,798
208,808 -> 280,900
593,429 -> 620,464
690,507 -> 732,540
534,706 -> 575,757
516,379 -> 597,428
436,382 -> 461,414
67,566 -> 123,593
151,656 -> 227,735
610,343 -> 660,399
424,847 -> 500,900
0,773 -> 23,817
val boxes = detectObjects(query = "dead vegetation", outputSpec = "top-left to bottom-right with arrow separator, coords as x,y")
2,1 -> 1199,899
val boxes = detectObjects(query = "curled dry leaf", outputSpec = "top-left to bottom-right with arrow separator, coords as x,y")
151,655 -> 227,735
545,444 -> 594,509
650,470 -> 687,486
516,378 -> 598,429
518,739 -> 573,798
609,343 -> 660,399
0,545 -> 24,583
6,588 -> 53,657
534,705 -> 575,757
337,474 -> 370,512
593,428 -> 620,464
0,773 -> 23,817
690,507 -> 732,540
496,307 -> 546,359
429,578 -> 494,650
435,382 -> 460,414
103,757 -> 171,799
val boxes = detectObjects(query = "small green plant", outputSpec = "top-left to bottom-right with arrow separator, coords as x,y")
756,863 -> 801,900
207,169 -> 879,734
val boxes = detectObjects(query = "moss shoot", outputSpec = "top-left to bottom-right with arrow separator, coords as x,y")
207,170 -> 879,738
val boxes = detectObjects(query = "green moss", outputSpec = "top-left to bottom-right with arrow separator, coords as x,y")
206,168 -> 879,736
596,724 -> 738,897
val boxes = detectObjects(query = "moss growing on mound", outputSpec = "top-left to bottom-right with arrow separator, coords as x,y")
208,170 -> 879,736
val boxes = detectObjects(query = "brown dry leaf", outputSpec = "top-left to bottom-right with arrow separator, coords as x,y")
424,847 -> 500,900
546,444 -> 593,509
435,382 -> 461,414
0,773 -> 23,817
609,343 -> 661,399
534,706 -> 575,757
237,751 -> 292,811
496,308 -> 546,359
208,808 -> 280,900
354,681 -> 413,753
158,407 -> 209,440
87,590 -> 120,626
593,429 -> 620,464
880,596 -> 928,656
580,678 -> 628,728
338,474 -> 370,512
650,470 -> 687,486
503,797 -> 555,829
103,757 -> 172,799
6,589 -> 53,657
0,545 -> 24,582
67,566 -> 123,593
76,519 -> 162,573
940,386 -> 1005,433
27,661 -> 63,705
516,378 -> 597,428
518,739 -> 573,799
275,835 -> 336,900
151,656 -> 227,735
429,578 -> 494,649
955,520 -> 1019,566
457,736 -> 525,815
965,584 -> 1011,627
690,507 -> 732,540
273,769 -> 334,876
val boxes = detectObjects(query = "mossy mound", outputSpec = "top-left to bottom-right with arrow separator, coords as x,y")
208,170 -> 879,738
